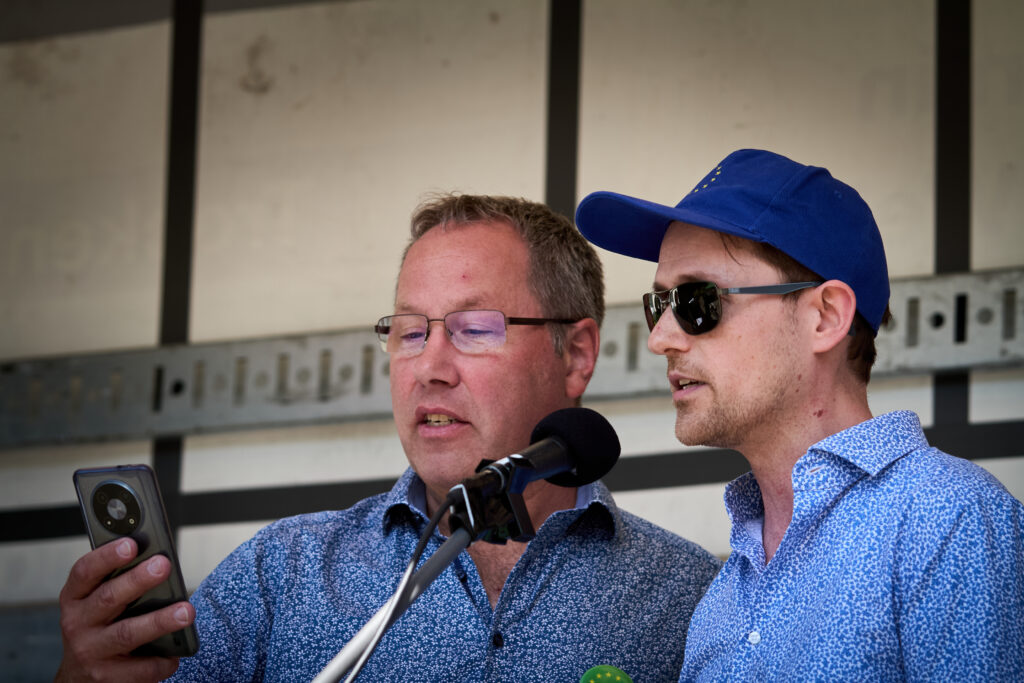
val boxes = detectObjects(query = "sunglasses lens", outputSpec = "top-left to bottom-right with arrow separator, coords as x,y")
644,283 -> 722,335
642,292 -> 661,331
674,282 -> 721,335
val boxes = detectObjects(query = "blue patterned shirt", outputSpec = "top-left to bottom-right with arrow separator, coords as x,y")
171,468 -> 721,682
680,410 -> 1024,681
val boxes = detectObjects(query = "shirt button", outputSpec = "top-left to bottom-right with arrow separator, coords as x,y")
747,630 -> 761,645
492,632 -> 504,648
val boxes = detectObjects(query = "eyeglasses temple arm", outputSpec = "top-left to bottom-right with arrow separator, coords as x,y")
722,281 -> 822,295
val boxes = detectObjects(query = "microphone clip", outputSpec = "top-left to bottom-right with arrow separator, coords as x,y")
446,457 -> 536,544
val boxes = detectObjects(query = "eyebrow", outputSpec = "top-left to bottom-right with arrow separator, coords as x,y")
393,297 -> 488,314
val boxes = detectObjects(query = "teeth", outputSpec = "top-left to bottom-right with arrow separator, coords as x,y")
424,414 -> 455,426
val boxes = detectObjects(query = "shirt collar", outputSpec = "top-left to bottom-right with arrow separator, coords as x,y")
809,410 -> 927,476
381,468 -> 429,534
381,467 -> 618,537
724,410 -> 929,525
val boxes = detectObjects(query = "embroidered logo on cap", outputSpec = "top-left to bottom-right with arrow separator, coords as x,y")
693,165 -> 722,193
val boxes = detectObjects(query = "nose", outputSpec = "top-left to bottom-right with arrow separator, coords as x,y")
411,320 -> 460,386
647,310 -> 692,356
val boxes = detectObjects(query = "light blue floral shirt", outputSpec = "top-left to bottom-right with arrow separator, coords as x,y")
171,468 -> 720,682
680,410 -> 1024,681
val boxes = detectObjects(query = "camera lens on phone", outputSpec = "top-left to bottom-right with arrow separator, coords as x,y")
107,498 -> 128,521
92,482 -> 142,536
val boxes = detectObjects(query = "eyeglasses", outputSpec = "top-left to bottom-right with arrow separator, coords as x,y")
375,309 -> 580,356
643,281 -> 822,335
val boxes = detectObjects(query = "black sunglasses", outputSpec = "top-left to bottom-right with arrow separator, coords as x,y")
643,281 -> 822,335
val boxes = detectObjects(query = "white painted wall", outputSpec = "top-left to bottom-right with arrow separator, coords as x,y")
1,0 -> 1021,608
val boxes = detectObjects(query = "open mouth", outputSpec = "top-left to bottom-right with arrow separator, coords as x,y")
422,413 -> 460,426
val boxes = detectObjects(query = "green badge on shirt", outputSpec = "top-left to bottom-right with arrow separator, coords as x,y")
580,664 -> 633,682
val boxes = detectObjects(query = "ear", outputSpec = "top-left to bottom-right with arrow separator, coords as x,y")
808,280 -> 858,354
561,318 -> 600,400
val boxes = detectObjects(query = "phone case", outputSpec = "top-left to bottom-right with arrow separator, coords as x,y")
73,464 -> 199,657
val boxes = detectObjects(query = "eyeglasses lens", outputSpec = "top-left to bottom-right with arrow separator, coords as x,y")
376,310 -> 509,356
377,315 -> 426,354
446,310 -> 507,352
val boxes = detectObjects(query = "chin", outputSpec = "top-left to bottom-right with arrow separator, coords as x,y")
675,419 -> 722,450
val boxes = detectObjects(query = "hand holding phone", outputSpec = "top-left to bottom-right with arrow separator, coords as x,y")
56,537 -> 195,682
57,465 -> 198,681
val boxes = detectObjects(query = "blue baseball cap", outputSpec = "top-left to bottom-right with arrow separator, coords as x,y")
575,149 -> 890,333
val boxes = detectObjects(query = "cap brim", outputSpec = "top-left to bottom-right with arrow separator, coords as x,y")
575,190 -> 760,262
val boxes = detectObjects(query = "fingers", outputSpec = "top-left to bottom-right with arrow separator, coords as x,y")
107,601 -> 195,658
90,554 -> 173,624
61,538 -> 137,603
63,543 -> 173,628
58,540 -> 197,680
63,598 -> 195,661
58,597 -> 195,681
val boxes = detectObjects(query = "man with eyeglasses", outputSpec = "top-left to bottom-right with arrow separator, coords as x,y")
57,193 -> 721,682
576,149 -> 1024,681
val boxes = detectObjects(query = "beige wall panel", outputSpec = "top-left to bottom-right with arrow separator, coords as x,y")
973,0 -> 1024,270
182,419 -> 407,492
970,0 -> 1024,447
190,0 -> 549,343
0,537 -> 90,604
0,25 -> 168,360
978,456 -> 1024,501
0,440 -> 151,511
614,484 -> 731,558
867,376 -> 935,427
579,0 -> 935,306
587,395 -> 696,456
970,368 -> 1024,423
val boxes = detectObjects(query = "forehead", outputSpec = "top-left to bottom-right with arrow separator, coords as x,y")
395,220 -> 538,314
654,221 -> 774,287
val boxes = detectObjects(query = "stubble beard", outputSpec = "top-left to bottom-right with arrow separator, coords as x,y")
672,370 -> 793,451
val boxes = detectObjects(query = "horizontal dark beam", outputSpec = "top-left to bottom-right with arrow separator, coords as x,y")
603,448 -> 749,490
0,0 -> 316,43
3,419 -> 1022,543
1,505 -> 84,543
180,478 -> 393,526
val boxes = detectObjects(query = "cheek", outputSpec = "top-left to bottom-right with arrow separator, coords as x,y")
388,354 -> 424,389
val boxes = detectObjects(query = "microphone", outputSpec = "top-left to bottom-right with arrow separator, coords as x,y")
447,407 -> 620,543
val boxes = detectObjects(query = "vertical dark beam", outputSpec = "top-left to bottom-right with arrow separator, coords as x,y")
935,0 -> 971,275
155,0 -> 204,534
933,0 -> 971,431
544,0 -> 583,220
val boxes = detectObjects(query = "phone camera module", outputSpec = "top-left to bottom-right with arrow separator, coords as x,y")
92,482 -> 142,536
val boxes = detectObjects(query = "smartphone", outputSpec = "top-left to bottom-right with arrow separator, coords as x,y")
73,464 -> 199,657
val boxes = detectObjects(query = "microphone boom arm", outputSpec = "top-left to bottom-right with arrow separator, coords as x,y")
312,527 -> 474,683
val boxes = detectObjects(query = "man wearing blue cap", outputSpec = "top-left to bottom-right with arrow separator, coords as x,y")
576,149 -> 1024,681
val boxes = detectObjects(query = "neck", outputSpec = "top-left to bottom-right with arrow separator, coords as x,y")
433,480 -> 577,607
742,382 -> 872,562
